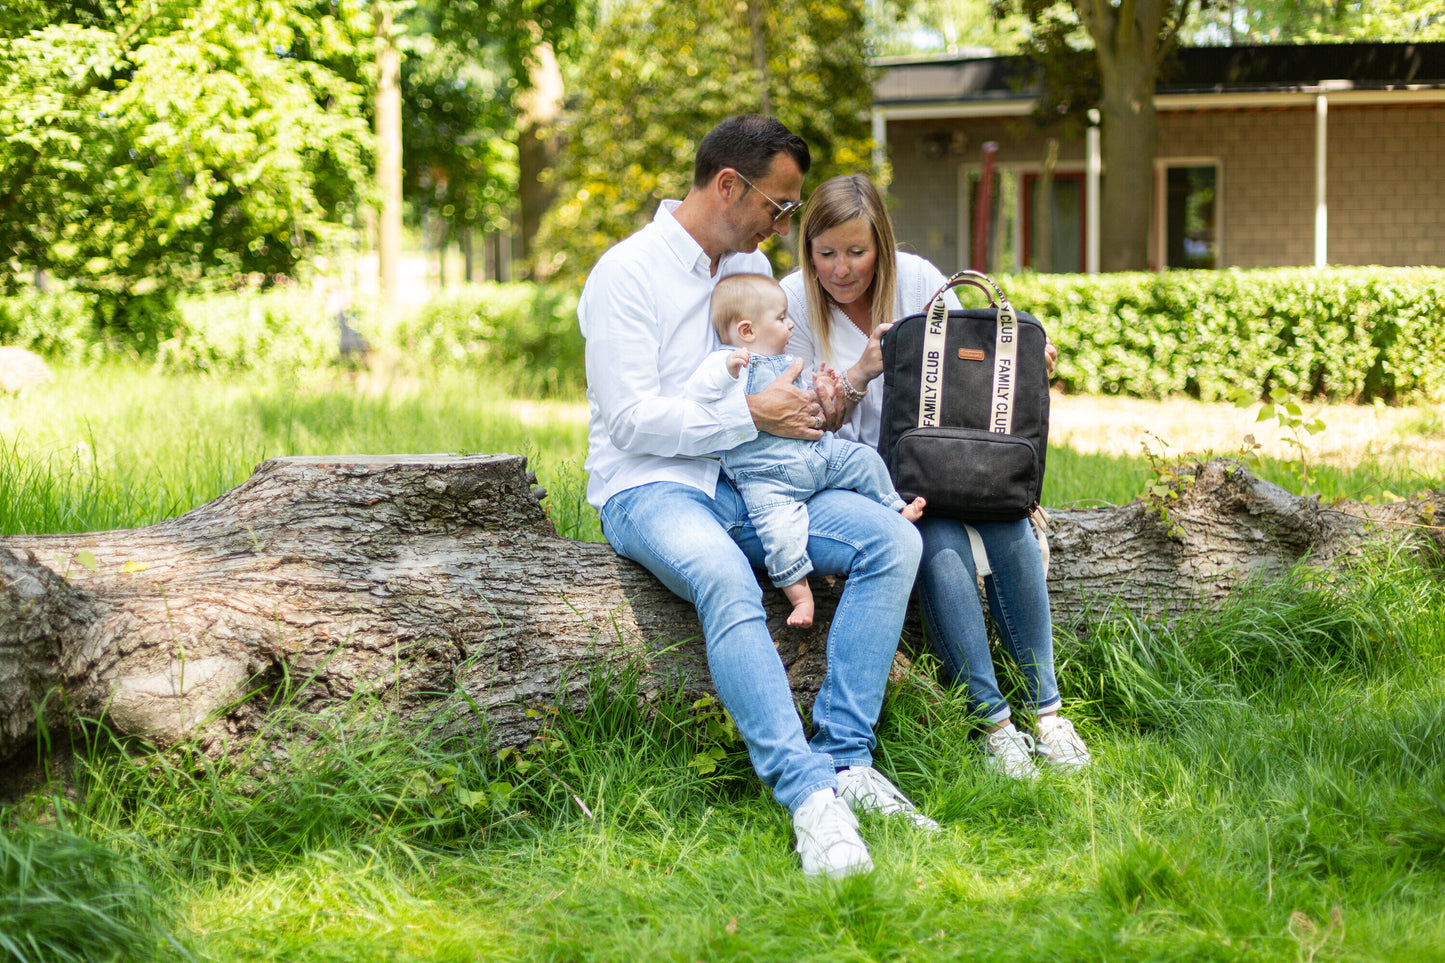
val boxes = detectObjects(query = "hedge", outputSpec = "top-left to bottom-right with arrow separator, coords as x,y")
996,267 -> 1445,402
0,289 -> 107,365
4,267 -> 1441,403
389,283 -> 582,397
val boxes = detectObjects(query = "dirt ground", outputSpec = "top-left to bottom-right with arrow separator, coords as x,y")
1050,392 -> 1445,478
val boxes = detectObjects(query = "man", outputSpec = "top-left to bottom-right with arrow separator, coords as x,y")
579,115 -> 933,879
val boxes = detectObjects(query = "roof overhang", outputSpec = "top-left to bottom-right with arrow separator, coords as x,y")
876,85 -> 1445,122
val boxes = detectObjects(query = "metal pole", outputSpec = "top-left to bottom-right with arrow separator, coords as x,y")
972,141 -> 998,273
1315,92 -> 1328,268
1085,109 -> 1100,274
871,109 -> 887,175
1313,80 -> 1351,268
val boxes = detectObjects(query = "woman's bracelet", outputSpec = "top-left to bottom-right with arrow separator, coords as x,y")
840,373 -> 867,404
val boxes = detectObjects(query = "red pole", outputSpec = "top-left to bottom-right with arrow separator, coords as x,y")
972,141 -> 998,273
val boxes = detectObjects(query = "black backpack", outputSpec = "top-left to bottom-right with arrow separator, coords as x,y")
878,270 -> 1050,522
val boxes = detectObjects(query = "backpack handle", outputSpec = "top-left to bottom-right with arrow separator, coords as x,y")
926,269 -> 1013,315
915,269 -> 1019,435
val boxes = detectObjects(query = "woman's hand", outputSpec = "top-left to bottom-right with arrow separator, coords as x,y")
851,319 -> 894,389
747,358 -> 825,440
1044,339 -> 1058,377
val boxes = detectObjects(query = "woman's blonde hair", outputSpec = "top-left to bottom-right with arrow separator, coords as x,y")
797,175 -> 898,365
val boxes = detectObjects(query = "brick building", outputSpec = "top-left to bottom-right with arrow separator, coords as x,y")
871,42 -> 1445,272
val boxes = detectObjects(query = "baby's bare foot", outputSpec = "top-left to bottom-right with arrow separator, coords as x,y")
901,497 -> 926,522
787,602 -> 815,627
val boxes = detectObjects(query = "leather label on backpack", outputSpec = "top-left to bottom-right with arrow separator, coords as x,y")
958,348 -> 985,361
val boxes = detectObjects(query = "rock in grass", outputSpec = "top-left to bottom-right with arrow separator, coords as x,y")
0,347 -> 54,395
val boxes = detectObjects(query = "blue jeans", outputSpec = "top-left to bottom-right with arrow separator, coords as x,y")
915,516 -> 1061,725
600,476 -> 922,813
728,434 -> 906,586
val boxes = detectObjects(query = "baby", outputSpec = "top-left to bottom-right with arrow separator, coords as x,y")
689,273 -> 924,627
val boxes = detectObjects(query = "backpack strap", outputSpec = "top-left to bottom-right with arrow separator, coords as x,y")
914,271 -> 1018,434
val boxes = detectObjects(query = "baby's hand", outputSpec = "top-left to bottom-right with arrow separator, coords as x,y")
726,348 -> 750,379
811,364 -> 842,427
812,364 -> 838,393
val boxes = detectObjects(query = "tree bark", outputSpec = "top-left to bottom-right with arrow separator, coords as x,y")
1075,0 -> 1169,272
2,454 -> 1440,773
516,32 -> 564,280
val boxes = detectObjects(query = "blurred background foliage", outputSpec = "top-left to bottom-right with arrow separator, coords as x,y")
4,0 -> 1444,349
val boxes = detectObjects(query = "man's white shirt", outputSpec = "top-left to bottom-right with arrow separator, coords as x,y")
580,200 -> 771,511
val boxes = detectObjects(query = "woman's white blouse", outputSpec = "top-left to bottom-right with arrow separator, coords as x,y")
780,252 -> 959,447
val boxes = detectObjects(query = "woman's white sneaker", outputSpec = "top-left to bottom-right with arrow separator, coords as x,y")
793,789 -> 874,878
1034,716 -> 1091,770
983,722 -> 1039,780
835,765 -> 940,832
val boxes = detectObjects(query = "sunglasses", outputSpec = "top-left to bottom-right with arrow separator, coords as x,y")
734,170 -> 804,222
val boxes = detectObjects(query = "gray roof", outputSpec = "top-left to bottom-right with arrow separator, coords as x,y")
874,41 -> 1445,108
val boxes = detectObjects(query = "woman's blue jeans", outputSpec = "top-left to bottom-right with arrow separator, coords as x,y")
915,516 -> 1061,725
600,476 -> 922,813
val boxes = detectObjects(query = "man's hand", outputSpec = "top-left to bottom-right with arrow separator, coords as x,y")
747,357 -> 824,440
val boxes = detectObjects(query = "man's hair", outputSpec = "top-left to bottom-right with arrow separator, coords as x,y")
694,115 -> 811,187
709,273 -> 783,343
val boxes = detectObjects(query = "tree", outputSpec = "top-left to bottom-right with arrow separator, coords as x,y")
869,0 -> 1031,56
395,0 -> 583,283
990,0 -> 1202,272
532,0 -> 876,284
0,0 -> 373,336
3,454 -> 1440,772
1189,0 -> 1445,43
992,0 -> 1444,271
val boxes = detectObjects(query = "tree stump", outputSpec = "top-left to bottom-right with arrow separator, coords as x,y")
2,454 -> 1440,775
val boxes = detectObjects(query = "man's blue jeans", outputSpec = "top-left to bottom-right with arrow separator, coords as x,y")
600,476 -> 922,813
915,516 -> 1061,725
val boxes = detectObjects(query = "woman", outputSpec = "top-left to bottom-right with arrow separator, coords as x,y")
781,174 -> 1090,779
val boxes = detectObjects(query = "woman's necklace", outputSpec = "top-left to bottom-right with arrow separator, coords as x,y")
836,298 -> 873,338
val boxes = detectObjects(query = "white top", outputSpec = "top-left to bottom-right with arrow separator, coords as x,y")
685,348 -> 748,405
781,251 -> 958,447
579,200 -> 770,510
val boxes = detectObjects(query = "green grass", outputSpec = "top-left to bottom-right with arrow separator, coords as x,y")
0,363 -> 597,541
2,364 -> 1433,544
5,553 -> 1444,961
4,364 -> 1445,961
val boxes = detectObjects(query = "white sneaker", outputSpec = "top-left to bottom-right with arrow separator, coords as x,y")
984,723 -> 1039,780
835,766 -> 940,833
1035,716 -> 1091,770
793,789 -> 874,879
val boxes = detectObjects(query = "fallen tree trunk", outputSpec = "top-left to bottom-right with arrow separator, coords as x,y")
2,454 -> 1441,771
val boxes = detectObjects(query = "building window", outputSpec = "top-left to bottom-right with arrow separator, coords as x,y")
1161,163 -> 1220,269
961,165 -> 1087,275
964,167 -> 1021,274
1023,172 -> 1084,273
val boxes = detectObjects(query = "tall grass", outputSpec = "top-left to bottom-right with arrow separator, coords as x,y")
4,364 -> 1445,961
0,363 -> 596,540
2,364 -> 1432,543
